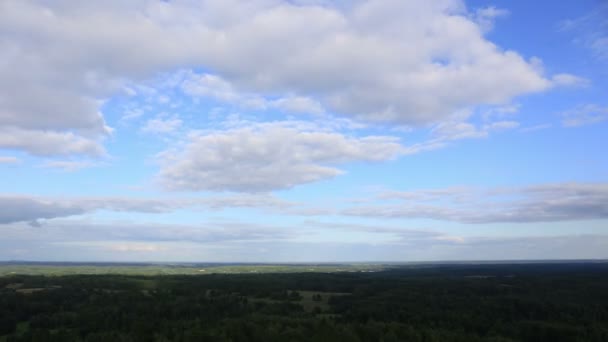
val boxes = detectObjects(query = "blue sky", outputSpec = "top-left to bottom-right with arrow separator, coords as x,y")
0,0 -> 607,262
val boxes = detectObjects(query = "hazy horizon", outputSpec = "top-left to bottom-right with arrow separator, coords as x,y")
3,259 -> 608,264
1,0 -> 607,262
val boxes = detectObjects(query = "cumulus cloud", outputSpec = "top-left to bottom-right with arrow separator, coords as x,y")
560,104 -> 608,127
0,0 -> 578,157
154,112 -> 522,194
344,182 -> 608,223
157,122 -> 404,192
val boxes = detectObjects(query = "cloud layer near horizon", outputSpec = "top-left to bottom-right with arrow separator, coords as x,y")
2,182 -> 607,226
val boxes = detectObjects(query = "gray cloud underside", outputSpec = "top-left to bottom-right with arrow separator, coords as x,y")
2,182 -> 608,225
0,194 -> 292,225
1,198 -> 88,226
0,0 -> 572,156
344,183 -> 608,223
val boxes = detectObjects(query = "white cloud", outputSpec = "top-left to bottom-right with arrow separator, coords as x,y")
473,6 -> 509,32
141,115 -> 183,134
121,108 -> 145,122
270,96 -> 326,115
0,156 -> 20,164
182,73 -> 253,105
182,72 -> 325,115
431,121 -> 488,141
481,103 -> 520,121
397,117 -> 519,155
483,120 -> 520,131
561,104 -> 608,127
157,122 -> 404,192
0,0 -> 573,157
0,127 -> 105,157
551,73 -> 590,87
40,160 -> 99,172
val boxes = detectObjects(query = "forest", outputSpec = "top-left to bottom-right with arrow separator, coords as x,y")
1,262 -> 607,341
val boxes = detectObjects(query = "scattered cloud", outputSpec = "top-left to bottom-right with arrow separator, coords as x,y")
519,123 -> 552,133
484,120 -> 520,131
39,160 -> 100,172
121,108 -> 145,122
551,73 -> 590,87
398,117 -> 520,155
558,4 -> 608,60
481,103 -> 520,121
591,36 -> 608,59
431,121 -> 488,141
561,104 -> 608,127
141,115 -> 183,134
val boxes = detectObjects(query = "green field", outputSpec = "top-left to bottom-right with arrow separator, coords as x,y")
2,262 -> 608,341
0,263 -> 386,276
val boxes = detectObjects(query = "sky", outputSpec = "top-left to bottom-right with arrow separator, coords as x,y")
0,0 -> 607,262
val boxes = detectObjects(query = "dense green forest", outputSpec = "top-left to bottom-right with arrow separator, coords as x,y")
1,263 -> 607,341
